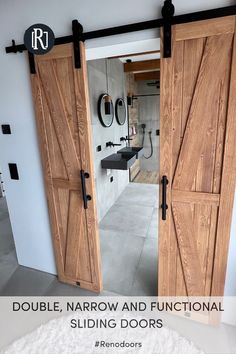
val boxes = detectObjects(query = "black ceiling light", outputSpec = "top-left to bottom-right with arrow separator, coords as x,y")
127,93 -> 133,106
126,60 -> 133,106
104,94 -> 112,114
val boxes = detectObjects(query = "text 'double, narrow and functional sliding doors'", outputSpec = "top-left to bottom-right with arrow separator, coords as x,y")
159,16 -> 236,296
30,43 -> 102,292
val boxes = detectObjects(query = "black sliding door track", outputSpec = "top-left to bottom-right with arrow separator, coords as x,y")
5,5 -> 236,55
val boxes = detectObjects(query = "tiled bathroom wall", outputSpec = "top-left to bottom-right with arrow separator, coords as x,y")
126,72 -> 140,181
87,58 -> 129,222
137,80 -> 160,172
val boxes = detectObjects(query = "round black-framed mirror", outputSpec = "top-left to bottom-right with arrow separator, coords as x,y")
97,93 -> 114,127
115,98 -> 127,125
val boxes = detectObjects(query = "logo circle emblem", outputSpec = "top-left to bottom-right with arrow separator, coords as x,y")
24,23 -> 55,55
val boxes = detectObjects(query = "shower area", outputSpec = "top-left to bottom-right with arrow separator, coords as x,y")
126,72 -> 160,185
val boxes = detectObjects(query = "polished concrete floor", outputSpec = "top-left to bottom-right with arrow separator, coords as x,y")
0,183 -> 158,296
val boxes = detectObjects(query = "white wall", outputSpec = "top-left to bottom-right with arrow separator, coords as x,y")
0,0 -> 235,295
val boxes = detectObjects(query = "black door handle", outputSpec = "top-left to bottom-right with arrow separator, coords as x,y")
80,170 -> 92,209
161,175 -> 168,220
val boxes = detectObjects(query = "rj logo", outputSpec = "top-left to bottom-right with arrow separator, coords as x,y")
24,23 -> 55,55
31,28 -> 49,50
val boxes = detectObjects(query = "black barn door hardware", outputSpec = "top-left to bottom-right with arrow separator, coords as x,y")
161,175 -> 168,221
162,0 -> 175,58
5,5 -> 236,60
72,20 -> 84,69
80,170 -> 92,209
28,51 -> 36,74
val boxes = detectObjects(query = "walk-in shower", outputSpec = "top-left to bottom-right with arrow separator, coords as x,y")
127,79 -> 160,184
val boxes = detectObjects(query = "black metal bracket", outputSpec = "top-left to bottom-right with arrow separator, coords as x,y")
28,51 -> 36,74
162,0 -> 175,58
72,20 -> 84,69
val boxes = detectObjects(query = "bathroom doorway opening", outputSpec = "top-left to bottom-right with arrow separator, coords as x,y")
87,48 -> 160,296
124,55 -> 160,185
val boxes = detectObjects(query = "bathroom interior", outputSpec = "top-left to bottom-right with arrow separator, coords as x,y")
87,51 -> 160,295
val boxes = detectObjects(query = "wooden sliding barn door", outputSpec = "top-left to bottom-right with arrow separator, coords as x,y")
159,16 -> 236,296
30,43 -> 102,292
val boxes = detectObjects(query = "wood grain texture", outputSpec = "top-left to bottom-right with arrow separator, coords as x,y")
74,42 -> 102,291
30,43 -> 102,292
211,18 -> 236,296
159,16 -> 236,298
172,202 -> 205,296
134,71 -> 160,81
133,171 -> 159,184
173,34 -> 233,191
176,16 -> 235,41
172,190 -> 220,205
158,27 -> 174,296
124,59 -> 160,72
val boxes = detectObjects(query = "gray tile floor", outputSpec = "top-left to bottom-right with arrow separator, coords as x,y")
0,198 -> 18,292
99,183 -> 158,296
0,183 -> 158,296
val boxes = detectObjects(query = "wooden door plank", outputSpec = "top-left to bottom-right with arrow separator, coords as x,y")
36,43 -> 72,60
172,190 -> 220,205
74,43 -> 102,291
158,28 -> 174,296
194,204 -> 212,295
181,38 -> 205,138
172,40 -> 184,173
46,102 -> 69,180
211,19 -> 236,296
170,39 -> 184,295
175,253 -> 187,296
38,60 -> 80,179
134,71 -> 160,81
30,75 -> 65,278
204,206 -> 218,295
64,191 -> 92,282
52,178 -> 81,190
173,34 -> 233,191
56,188 -> 70,264
54,56 -> 82,165
175,16 -> 235,41
212,47 -> 232,194
172,202 -> 205,296
124,59 -> 160,72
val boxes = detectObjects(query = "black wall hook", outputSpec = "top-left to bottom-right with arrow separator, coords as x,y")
11,40 -> 17,53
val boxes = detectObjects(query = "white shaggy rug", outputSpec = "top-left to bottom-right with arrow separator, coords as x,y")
1,312 -> 204,354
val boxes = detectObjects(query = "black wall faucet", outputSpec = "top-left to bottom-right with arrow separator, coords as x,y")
106,141 -> 122,147
120,136 -> 133,142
